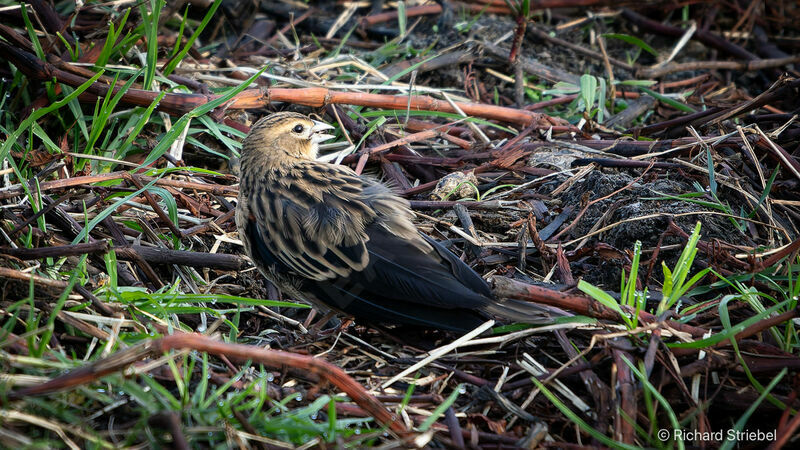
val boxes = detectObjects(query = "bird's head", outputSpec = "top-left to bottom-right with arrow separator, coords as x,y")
243,112 -> 335,162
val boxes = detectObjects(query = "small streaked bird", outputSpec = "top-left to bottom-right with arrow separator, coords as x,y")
236,112 -> 551,333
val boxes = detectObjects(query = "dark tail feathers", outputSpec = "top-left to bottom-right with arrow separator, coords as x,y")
482,298 -> 563,325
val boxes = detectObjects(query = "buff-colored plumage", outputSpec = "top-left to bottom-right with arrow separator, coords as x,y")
236,112 -> 552,332
238,112 -> 427,281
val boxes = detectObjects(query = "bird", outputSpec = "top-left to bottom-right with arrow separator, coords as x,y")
235,111 -> 552,333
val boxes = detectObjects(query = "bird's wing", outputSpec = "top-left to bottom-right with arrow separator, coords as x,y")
246,162 -> 434,280
245,163 -> 376,281
357,223 -> 492,308
323,211 -> 554,321
246,161 -> 496,307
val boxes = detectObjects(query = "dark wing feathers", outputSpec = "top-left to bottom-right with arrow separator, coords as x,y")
246,220 -> 282,269
421,234 -> 494,298
361,226 -> 488,309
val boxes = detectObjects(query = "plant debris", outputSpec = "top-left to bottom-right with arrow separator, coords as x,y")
1,0 -> 799,448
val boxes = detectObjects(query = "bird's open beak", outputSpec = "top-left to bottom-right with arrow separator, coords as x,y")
311,120 -> 336,144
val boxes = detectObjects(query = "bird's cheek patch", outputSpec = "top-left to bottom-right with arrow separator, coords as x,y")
298,143 -> 316,159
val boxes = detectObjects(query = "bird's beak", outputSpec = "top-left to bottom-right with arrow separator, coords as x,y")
311,120 -> 336,144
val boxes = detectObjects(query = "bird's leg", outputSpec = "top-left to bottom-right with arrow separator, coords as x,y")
307,310 -> 339,335
317,318 -> 354,337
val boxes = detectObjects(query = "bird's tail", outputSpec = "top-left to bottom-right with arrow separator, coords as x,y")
483,298 -> 567,325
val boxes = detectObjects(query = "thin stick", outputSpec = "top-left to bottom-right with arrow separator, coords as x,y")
381,320 -> 495,388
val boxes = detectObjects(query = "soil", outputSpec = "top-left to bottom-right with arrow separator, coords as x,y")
4,1 -> 799,448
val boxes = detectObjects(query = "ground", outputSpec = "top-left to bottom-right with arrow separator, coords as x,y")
1,0 -> 799,448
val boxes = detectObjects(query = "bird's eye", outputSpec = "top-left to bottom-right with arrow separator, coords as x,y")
293,124 -> 304,133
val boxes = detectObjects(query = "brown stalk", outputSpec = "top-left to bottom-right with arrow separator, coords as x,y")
114,245 -> 246,271
0,171 -> 237,201
366,127 -> 446,154
490,276 -> 710,338
621,9 -> 758,61
612,348 -> 636,444
0,240 -> 110,259
508,10 -> 527,64
0,42 -> 567,128
671,308 -> 800,357
125,173 -> 184,239
638,56 -> 800,79
0,266 -> 70,290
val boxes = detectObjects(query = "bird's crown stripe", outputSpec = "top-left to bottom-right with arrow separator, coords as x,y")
255,111 -> 309,128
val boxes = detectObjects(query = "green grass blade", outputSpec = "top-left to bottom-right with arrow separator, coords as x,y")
140,0 -> 164,90
602,33 -> 658,56
619,355 -> 684,450
418,384 -> 462,432
136,65 -> 267,169
748,166 -> 779,218
579,74 -> 597,116
163,0 -> 222,76
720,369 -> 785,450
638,87 -> 695,113
1,70 -> 105,162
578,280 -> 631,327
531,376 -> 639,449
397,1 -> 407,37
